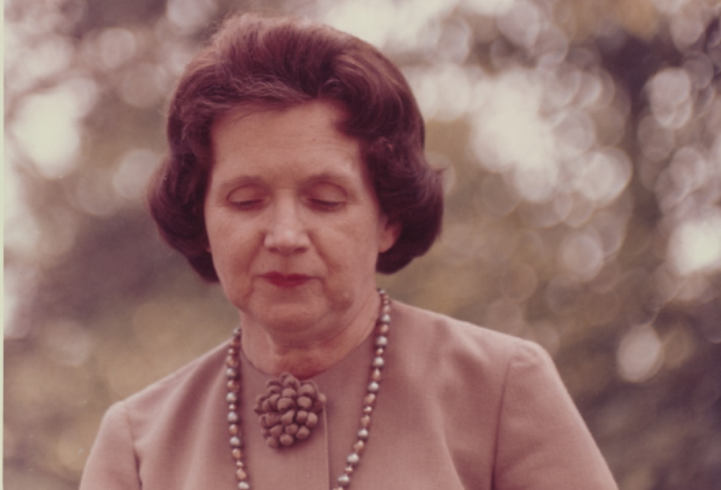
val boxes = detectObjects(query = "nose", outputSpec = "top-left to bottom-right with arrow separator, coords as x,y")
263,200 -> 310,255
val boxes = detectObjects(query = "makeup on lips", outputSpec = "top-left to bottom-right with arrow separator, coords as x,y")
261,272 -> 312,288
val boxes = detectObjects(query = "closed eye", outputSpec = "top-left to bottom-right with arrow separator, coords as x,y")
306,181 -> 347,211
310,199 -> 344,211
227,184 -> 266,210
230,199 -> 265,210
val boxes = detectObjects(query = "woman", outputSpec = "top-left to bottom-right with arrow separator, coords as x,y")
80,13 -> 618,490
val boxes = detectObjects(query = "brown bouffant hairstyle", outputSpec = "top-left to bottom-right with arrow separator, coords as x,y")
148,13 -> 443,281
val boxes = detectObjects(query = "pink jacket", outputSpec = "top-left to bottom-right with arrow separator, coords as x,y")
80,301 -> 618,489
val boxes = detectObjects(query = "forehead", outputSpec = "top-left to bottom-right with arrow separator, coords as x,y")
215,101 -> 352,149
209,100 -> 368,182
213,99 -> 348,139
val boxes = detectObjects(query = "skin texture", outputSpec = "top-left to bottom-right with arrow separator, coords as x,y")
204,100 -> 399,378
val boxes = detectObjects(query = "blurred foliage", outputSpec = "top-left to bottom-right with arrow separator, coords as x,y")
4,0 -> 721,489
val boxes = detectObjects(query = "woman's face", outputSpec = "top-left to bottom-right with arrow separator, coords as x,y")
204,100 -> 398,342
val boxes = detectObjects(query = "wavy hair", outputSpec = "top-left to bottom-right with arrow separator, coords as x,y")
148,13 -> 443,281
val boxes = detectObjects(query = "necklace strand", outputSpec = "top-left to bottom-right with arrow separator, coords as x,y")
225,290 -> 392,490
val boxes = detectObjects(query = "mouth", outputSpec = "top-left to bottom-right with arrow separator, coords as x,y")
260,272 -> 312,288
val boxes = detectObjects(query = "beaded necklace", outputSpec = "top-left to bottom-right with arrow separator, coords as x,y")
224,290 -> 392,490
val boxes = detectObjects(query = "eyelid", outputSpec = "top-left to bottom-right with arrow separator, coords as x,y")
307,181 -> 347,200
226,185 -> 267,209
229,199 -> 265,212
227,184 -> 263,199
309,198 -> 343,209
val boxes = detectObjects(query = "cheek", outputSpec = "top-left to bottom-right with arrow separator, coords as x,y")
331,221 -> 385,268
207,220 -> 253,272
203,207 -> 222,253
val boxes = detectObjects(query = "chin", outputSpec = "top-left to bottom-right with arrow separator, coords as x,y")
246,297 -> 326,330
259,313 -> 327,341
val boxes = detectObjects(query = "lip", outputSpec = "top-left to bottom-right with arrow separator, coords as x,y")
261,272 -> 312,288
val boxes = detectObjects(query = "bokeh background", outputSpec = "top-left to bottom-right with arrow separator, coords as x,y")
4,0 -> 721,488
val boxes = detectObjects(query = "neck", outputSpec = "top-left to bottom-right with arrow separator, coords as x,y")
240,290 -> 380,379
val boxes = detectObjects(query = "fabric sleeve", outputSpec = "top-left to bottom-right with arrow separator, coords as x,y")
79,401 -> 142,490
492,341 -> 618,490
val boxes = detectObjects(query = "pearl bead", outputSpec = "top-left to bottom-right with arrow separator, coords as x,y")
225,291 -> 392,490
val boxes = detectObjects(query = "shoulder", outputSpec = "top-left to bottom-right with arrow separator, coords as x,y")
391,300 -> 546,374
387,302 -> 618,489
111,341 -> 228,440
82,341 -> 232,488
125,341 -> 228,408
88,341 -> 228,466
387,300 -> 557,414
80,400 -> 142,490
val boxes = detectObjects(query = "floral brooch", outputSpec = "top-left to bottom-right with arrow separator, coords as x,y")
254,372 -> 327,449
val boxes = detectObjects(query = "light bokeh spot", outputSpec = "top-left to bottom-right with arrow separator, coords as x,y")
496,0 -> 544,49
166,0 -> 218,30
113,148 -> 162,201
462,0 -> 517,15
42,320 -> 93,367
471,68 -> 558,202
558,230 -> 605,281
668,209 -> 721,276
572,148 -> 632,205
12,89 -> 81,178
95,28 -> 139,70
617,324 -> 664,383
648,68 -> 693,129
119,62 -> 168,108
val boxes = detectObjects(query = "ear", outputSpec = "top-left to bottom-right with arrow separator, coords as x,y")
378,218 -> 401,253
203,234 -> 212,254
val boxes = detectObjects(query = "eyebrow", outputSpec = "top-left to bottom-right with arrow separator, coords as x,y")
212,170 -> 360,196
304,171 -> 358,187
214,175 -> 263,193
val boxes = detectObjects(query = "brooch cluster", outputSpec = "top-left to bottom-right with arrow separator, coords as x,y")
254,372 -> 327,448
